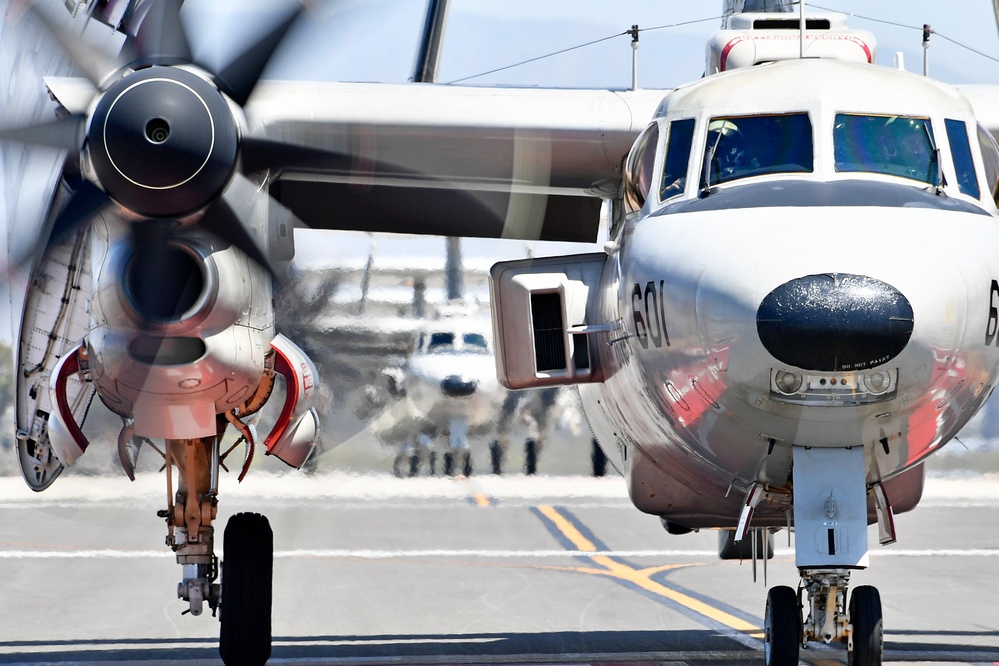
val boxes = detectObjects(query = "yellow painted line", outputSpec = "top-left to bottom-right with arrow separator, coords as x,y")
471,493 -> 491,508
538,505 -> 597,551
537,504 -> 760,634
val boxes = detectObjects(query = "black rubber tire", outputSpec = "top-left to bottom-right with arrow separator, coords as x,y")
848,585 -> 884,666
591,438 -> 607,477
489,441 -> 503,475
219,512 -> 273,666
462,450 -> 473,476
409,452 -> 420,477
443,451 -> 454,476
764,585 -> 800,666
524,439 -> 537,475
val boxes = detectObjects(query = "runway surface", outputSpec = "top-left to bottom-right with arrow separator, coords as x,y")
0,469 -> 997,666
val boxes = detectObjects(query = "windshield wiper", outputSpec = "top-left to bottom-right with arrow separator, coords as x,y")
699,130 -> 724,198
923,122 -> 947,195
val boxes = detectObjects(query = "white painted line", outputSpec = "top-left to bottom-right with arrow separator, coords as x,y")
0,547 -> 994,559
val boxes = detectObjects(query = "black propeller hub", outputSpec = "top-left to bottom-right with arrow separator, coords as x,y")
88,66 -> 239,218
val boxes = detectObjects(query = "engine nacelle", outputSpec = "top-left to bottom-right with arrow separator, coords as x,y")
87,218 -> 274,439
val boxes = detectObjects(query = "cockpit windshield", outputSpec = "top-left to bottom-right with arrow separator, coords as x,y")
703,113 -> 813,187
833,114 -> 938,185
424,331 -> 490,354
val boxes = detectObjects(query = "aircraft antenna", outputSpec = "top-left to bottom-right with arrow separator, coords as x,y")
799,0 -> 806,59
630,24 -> 639,90
923,24 -> 931,76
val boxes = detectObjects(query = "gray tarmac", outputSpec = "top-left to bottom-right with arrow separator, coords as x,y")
0,439 -> 997,666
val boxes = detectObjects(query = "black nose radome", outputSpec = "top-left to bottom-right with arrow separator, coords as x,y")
441,376 -> 477,398
756,274 -> 913,372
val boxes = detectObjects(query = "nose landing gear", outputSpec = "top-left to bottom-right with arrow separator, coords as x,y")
764,446 -> 885,665
763,573 -> 883,666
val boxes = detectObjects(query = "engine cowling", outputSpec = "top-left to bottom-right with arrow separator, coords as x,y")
87,219 -> 274,439
263,334 -> 320,469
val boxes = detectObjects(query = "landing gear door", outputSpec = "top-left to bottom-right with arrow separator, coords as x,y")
490,252 -> 607,390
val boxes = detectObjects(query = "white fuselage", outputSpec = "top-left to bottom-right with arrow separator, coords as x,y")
579,58 -> 999,527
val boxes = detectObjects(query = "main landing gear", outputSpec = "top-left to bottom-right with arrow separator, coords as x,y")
159,433 -> 275,666
219,512 -> 274,666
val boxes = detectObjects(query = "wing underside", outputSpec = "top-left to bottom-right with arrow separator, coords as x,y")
245,82 -> 666,243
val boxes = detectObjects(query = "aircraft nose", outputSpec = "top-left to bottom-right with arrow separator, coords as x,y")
756,274 -> 914,372
441,375 -> 477,397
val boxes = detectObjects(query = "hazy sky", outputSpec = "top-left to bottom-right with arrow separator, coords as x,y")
183,0 -> 999,88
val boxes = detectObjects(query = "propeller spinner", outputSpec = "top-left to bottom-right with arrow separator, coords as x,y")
1,0 -> 304,278
87,65 -> 239,218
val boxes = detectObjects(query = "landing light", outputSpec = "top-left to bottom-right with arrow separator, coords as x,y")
774,370 -> 803,394
861,370 -> 893,395
770,368 -> 898,405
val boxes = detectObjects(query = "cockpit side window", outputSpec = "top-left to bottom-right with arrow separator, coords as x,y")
659,118 -> 695,201
945,119 -> 980,199
703,113 -> 812,186
462,333 -> 489,351
833,114 -> 937,185
427,332 -> 454,352
624,122 -> 660,213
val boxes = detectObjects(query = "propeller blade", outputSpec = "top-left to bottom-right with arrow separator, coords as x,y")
121,0 -> 193,68
240,137 -> 342,175
128,219 -> 190,327
24,3 -> 119,88
0,114 -> 88,151
15,180 -> 109,269
212,6 -> 302,106
202,174 -> 277,276
49,180 -> 110,244
240,137 -> 405,178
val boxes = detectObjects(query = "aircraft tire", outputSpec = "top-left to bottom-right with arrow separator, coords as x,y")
462,450 -> 473,476
443,452 -> 454,476
524,439 -> 537,475
764,585 -> 800,666
219,512 -> 273,666
848,586 -> 883,666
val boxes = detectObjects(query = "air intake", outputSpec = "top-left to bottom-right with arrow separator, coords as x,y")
531,292 -> 566,372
